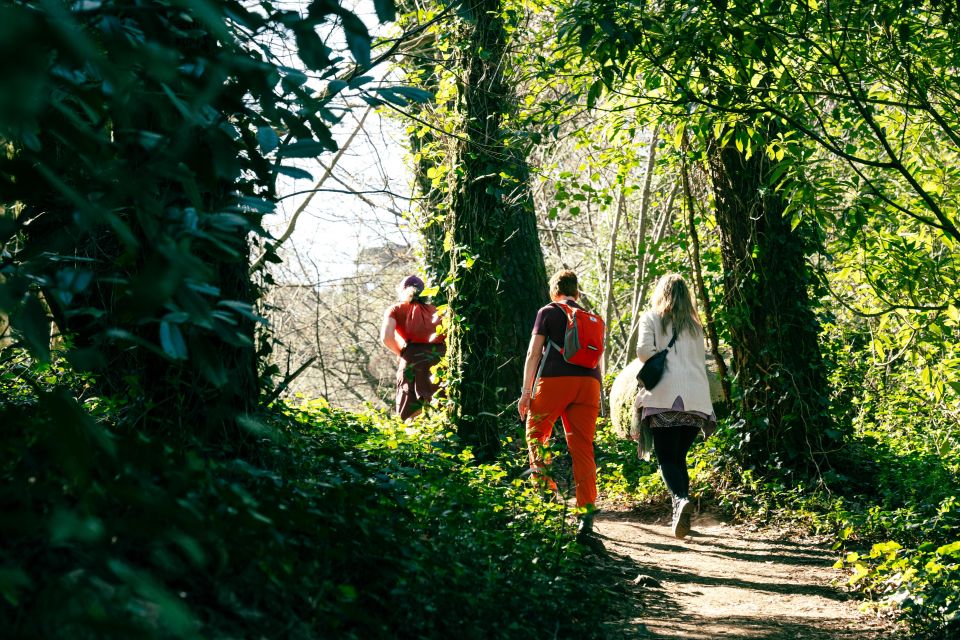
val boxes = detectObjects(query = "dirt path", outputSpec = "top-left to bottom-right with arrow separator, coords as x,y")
591,507 -> 895,640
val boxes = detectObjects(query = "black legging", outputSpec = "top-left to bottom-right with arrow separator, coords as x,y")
653,425 -> 700,500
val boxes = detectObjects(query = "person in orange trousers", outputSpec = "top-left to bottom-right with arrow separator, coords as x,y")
518,270 -> 601,544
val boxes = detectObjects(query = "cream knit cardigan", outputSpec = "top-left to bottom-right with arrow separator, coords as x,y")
633,310 -> 714,415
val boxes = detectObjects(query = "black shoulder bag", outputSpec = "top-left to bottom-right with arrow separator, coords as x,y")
636,329 -> 678,390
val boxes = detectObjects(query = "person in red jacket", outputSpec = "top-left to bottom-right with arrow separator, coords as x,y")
380,275 -> 445,421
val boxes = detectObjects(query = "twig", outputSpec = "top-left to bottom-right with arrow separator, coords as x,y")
265,356 -> 318,405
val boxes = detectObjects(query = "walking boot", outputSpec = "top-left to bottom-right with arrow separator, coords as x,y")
672,497 -> 693,539
576,513 -> 594,542
575,509 -> 605,553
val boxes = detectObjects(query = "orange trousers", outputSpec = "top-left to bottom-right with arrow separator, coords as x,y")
525,376 -> 600,508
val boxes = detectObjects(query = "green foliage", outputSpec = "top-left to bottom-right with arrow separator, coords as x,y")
558,0 -> 960,348
694,393 -> 960,638
843,537 -> 960,636
593,418 -> 659,500
0,357 -> 614,639
818,310 -> 960,637
0,0 -> 393,434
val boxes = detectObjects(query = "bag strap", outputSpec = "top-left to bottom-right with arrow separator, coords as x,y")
667,329 -> 678,349
533,301 -> 578,392
550,300 -> 576,327
532,340 -> 554,394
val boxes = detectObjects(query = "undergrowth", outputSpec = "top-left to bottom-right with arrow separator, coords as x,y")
0,359 -> 617,639
699,423 -> 959,640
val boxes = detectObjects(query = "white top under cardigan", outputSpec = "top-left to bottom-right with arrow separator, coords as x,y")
633,310 -> 714,416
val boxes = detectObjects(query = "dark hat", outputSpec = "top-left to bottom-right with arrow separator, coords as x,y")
401,275 -> 425,290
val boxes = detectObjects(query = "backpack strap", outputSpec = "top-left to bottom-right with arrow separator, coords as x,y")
545,301 -> 571,352
533,302 -> 572,393
549,301 -> 575,325
532,340 -> 552,394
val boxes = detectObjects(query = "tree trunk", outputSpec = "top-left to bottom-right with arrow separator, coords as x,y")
626,124 -> 660,357
681,141 -> 730,403
402,24 -> 450,300
602,190 -> 626,373
497,143 -> 550,393
394,1 -> 492,304
705,126 -> 837,473
445,0 -> 547,461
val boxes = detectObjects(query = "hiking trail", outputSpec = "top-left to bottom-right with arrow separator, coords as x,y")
591,506 -> 896,639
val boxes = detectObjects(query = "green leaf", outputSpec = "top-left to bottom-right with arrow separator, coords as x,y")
325,79 -> 348,96
937,540 -> 960,556
372,0 -> 396,22
295,26 -> 333,70
218,300 -> 268,325
277,165 -> 314,180
385,85 -> 434,103
237,414 -> 278,440
159,321 -> 188,360
279,139 -> 335,158
236,197 -> 275,214
946,305 -> 960,325
49,509 -> 104,545
347,75 -> 374,89
340,12 -> 371,67
587,79 -> 603,109
10,294 -> 50,364
108,560 -> 197,636
257,126 -> 279,154
0,568 -> 31,606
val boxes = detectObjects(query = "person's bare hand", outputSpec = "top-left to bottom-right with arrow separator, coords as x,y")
518,393 -> 531,421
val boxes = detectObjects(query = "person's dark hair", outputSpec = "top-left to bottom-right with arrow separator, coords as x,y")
398,274 -> 426,304
549,270 -> 578,298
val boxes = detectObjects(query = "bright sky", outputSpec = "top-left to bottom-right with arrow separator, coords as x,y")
262,1 -> 415,285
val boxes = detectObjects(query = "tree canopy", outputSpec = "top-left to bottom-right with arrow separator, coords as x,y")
1,0 -> 959,637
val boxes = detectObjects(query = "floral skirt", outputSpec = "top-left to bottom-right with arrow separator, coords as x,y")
633,410 -> 712,461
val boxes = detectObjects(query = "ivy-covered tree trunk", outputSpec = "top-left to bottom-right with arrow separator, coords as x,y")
498,144 -> 550,390
706,130 -> 838,473
410,129 -> 449,301
446,0 -> 547,460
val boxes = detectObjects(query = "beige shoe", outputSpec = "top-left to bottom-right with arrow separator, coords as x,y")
672,498 -> 693,539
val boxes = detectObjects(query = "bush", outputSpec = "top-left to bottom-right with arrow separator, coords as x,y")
1,361 -> 615,639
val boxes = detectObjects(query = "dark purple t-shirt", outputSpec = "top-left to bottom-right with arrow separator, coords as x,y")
532,301 -> 603,381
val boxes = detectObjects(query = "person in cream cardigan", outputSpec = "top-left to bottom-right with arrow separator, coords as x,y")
634,274 -> 716,539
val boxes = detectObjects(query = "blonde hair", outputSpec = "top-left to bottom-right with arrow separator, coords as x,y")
549,270 -> 578,298
650,274 -> 703,337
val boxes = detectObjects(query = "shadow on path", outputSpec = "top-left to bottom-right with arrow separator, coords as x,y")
590,509 -> 893,640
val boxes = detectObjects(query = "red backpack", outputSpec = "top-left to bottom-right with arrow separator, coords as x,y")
549,302 -> 605,369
